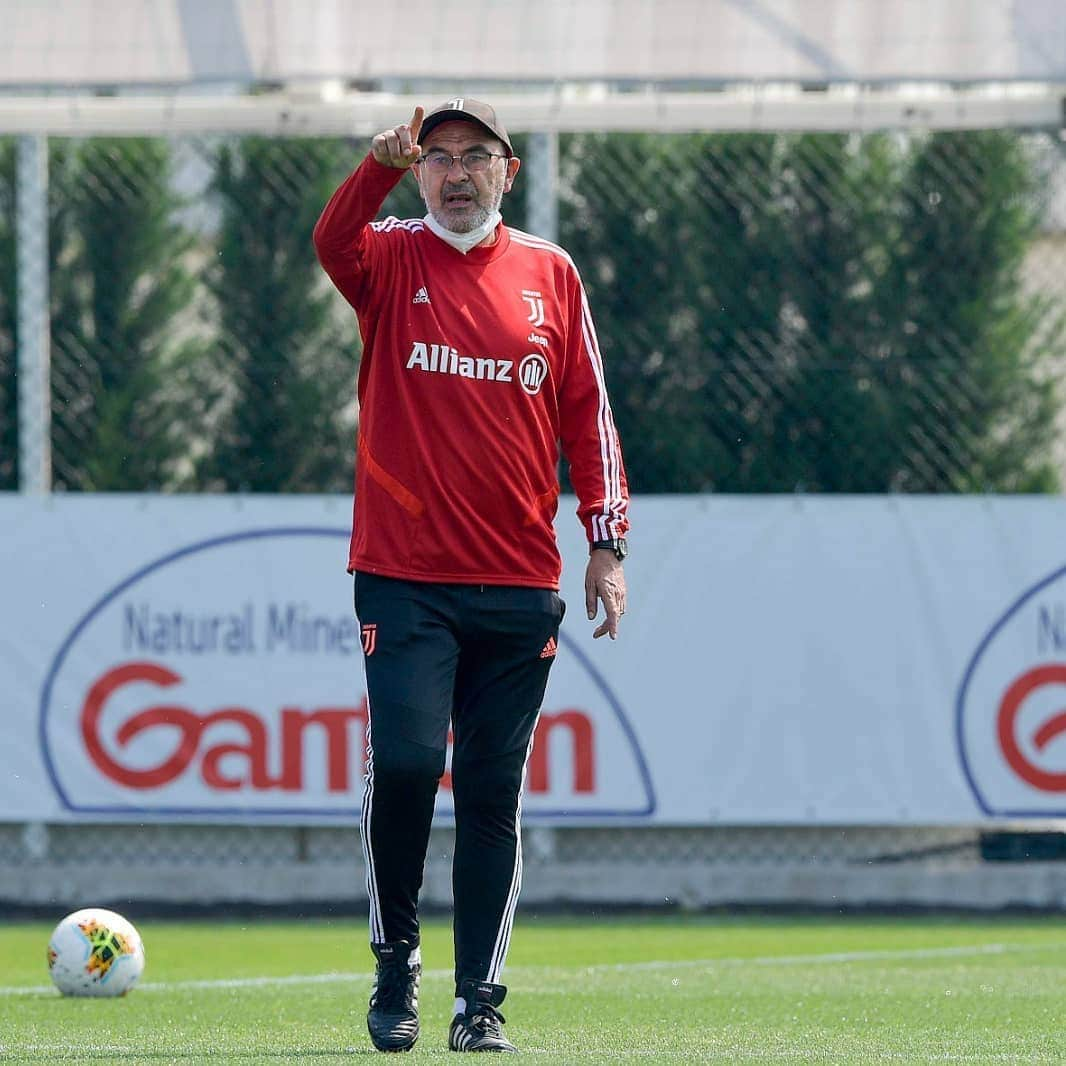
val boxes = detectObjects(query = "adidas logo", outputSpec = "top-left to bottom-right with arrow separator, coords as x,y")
539,636 -> 557,659
412,286 -> 430,304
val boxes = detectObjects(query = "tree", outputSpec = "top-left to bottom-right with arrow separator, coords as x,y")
559,130 -> 1063,493
759,132 -> 914,491
197,136 -> 358,491
560,132 -> 788,491
767,131 -> 1060,492
49,138 -> 200,490
886,132 -> 1060,491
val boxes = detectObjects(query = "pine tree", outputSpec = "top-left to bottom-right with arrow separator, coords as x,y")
197,136 -> 357,491
560,130 -> 1063,493
560,132 -> 789,492
49,138 -> 199,490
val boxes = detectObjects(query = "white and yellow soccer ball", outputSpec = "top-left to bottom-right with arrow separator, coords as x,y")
47,908 -> 145,997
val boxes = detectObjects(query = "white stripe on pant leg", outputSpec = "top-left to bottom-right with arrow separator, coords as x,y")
360,708 -> 385,944
487,826 -> 522,983
486,723 -> 539,982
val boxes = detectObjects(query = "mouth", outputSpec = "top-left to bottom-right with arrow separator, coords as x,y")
443,189 -> 476,209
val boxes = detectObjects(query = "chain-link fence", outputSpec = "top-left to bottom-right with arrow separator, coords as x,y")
5,822 -> 1066,913
4,123 -> 1066,911
2,127 -> 1065,495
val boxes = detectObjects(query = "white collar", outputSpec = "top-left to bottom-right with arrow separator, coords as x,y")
423,210 -> 502,254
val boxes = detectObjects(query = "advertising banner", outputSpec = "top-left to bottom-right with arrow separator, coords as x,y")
3,494 -> 1066,825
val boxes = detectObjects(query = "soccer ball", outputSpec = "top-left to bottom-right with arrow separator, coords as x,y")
47,908 -> 145,997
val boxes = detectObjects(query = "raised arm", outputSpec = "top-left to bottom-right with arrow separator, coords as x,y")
312,107 -> 425,310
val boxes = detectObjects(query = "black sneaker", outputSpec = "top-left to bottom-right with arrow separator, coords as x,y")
367,941 -> 421,1052
448,980 -> 517,1053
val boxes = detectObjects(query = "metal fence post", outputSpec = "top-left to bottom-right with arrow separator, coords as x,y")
16,134 -> 51,494
524,131 -> 558,242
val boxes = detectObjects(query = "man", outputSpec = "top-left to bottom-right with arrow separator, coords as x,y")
313,99 -> 629,1053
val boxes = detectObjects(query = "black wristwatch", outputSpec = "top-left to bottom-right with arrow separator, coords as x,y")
590,538 -> 628,561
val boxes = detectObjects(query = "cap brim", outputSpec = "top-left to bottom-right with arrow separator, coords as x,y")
419,111 -> 513,157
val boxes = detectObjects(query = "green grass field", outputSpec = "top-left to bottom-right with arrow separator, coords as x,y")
0,914 -> 1063,1063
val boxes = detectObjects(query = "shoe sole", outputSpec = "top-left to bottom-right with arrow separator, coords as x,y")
448,1046 -> 517,1053
368,1021 -> 419,1052
369,1036 -> 418,1052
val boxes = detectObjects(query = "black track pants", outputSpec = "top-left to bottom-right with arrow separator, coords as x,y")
353,571 -> 564,987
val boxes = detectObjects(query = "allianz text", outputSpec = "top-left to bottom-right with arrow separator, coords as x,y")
406,341 -> 514,383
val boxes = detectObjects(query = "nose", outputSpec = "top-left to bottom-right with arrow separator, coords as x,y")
446,155 -> 468,178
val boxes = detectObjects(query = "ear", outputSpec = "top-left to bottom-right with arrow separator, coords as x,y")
502,156 -> 521,194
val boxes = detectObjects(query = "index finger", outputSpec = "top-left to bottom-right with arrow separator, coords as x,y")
593,605 -> 619,640
604,599 -> 620,639
409,106 -> 425,144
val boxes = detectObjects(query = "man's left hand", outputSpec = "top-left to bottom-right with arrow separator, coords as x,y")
585,550 -> 627,640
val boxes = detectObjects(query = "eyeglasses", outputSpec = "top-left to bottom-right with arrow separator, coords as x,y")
417,150 -> 508,174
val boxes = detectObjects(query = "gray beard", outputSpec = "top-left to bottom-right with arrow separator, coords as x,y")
432,202 -> 491,233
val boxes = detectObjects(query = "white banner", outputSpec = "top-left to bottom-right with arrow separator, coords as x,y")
2,494 -> 1066,825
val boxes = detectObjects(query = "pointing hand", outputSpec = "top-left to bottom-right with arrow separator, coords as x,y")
371,107 -> 425,169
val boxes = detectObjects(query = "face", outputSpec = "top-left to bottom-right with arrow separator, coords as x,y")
415,120 -> 521,233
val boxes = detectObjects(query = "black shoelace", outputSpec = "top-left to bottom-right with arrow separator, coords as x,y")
469,1004 -> 507,1035
372,963 -> 416,1013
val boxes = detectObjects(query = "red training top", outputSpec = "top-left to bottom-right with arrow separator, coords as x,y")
313,155 -> 629,589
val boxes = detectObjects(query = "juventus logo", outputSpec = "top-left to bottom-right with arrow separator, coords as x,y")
522,289 -> 545,327
361,623 -> 377,656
